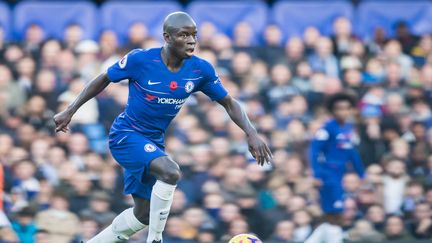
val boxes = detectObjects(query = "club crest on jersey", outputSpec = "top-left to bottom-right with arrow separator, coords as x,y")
119,55 -> 128,69
185,81 -> 194,93
144,143 -> 156,152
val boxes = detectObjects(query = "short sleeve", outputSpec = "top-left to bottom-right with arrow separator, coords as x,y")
314,128 -> 330,141
197,60 -> 228,101
106,49 -> 142,83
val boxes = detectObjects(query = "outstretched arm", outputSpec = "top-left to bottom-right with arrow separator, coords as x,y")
217,95 -> 272,165
53,73 -> 111,132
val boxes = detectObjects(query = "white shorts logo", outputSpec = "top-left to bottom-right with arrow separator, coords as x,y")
144,143 -> 156,152
185,81 -> 194,93
119,54 -> 128,69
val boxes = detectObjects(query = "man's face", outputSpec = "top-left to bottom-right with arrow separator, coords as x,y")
386,217 -> 404,236
333,100 -> 353,122
166,25 -> 197,59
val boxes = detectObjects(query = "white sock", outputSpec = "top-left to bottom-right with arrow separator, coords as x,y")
87,208 -> 147,243
324,223 -> 343,243
305,223 -> 343,243
147,180 -> 176,243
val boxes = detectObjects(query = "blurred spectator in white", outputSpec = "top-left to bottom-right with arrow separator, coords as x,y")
382,158 -> 409,214
0,64 -> 26,111
382,40 -> 413,78
75,40 -> 101,81
58,77 -> 99,124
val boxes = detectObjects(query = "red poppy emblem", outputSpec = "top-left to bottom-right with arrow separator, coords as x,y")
169,81 -> 178,90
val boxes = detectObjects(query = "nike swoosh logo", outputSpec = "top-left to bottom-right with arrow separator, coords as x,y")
148,80 -> 161,85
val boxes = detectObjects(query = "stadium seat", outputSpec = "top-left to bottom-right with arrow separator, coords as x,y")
0,2 -> 11,40
271,0 -> 353,39
186,0 -> 267,43
356,1 -> 432,39
100,1 -> 182,43
13,1 -> 98,40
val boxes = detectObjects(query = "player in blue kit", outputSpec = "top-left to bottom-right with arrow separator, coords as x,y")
305,93 -> 365,243
53,12 -> 272,243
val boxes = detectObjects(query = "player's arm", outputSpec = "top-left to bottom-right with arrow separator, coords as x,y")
53,73 -> 111,132
309,128 -> 329,180
217,95 -> 272,165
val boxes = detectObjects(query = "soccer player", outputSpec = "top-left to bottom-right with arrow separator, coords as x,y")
53,12 -> 272,243
305,93 -> 365,243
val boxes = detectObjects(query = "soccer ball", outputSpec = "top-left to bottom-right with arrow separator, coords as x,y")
228,234 -> 262,243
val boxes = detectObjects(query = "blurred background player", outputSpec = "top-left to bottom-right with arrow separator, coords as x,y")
306,93 -> 365,243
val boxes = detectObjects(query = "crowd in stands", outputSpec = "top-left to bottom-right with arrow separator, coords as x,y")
0,10 -> 432,243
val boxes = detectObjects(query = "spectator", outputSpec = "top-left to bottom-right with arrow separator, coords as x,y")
0,64 -> 26,112
407,202 -> 432,239
35,191 -> 79,243
71,216 -> 100,243
346,219 -> 385,243
308,37 -> 339,77
382,158 -> 410,214
79,191 -> 116,226
269,220 -> 296,242
365,204 -> 386,232
11,207 -> 37,243
384,215 -> 413,242
63,24 -> 84,50
292,210 -> 313,242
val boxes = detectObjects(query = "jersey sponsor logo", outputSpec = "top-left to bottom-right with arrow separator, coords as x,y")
148,80 -> 161,85
337,143 -> 353,149
144,143 -> 156,152
185,81 -> 194,93
119,55 -> 128,68
157,97 -> 186,105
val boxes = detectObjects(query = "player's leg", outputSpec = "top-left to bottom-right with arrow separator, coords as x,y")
86,207 -> 148,243
145,156 -> 180,243
132,197 -> 151,225
87,133 -> 160,243
306,182 -> 344,243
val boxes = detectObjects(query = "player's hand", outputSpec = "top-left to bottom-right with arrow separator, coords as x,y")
53,109 -> 74,133
247,133 -> 272,166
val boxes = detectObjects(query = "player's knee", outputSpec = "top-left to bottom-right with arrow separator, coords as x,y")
160,167 -> 181,185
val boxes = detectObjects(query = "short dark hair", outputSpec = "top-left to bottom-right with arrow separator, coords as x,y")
326,93 -> 357,112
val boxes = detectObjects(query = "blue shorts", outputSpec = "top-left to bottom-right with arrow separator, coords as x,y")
319,180 -> 344,213
109,131 -> 166,199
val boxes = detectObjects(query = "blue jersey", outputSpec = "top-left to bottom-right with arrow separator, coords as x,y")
106,48 -> 228,143
310,119 -> 365,182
